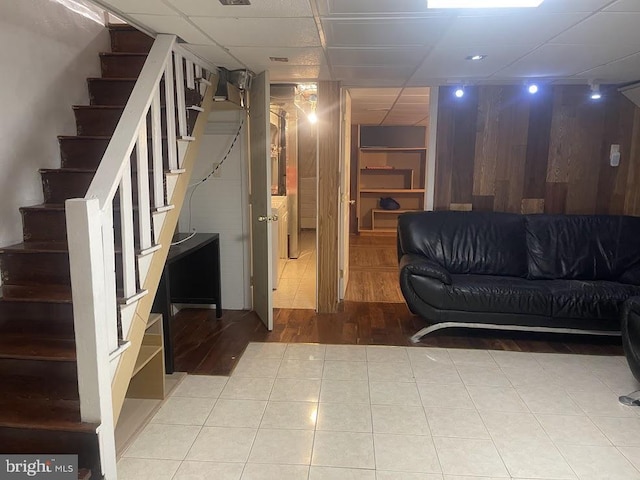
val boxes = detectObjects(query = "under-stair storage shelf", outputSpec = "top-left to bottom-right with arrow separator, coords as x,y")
126,313 -> 165,400
357,126 -> 427,233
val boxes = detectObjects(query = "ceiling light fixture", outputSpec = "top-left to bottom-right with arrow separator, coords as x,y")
218,0 -> 251,5
466,54 -> 487,61
454,87 -> 465,98
428,0 -> 543,8
528,84 -> 539,94
590,84 -> 602,100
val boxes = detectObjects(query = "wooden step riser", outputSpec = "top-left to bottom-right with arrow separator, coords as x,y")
2,371 -> 79,401
0,358 -> 77,383
100,54 -> 146,78
60,137 -> 169,170
74,105 -> 200,137
1,251 -> 131,293
41,170 -> 159,204
0,301 -> 74,338
21,209 -> 67,243
1,252 -> 71,287
21,207 -> 157,246
88,80 -> 202,108
110,28 -> 153,54
0,427 -> 99,474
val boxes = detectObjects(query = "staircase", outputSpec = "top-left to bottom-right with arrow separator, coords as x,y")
0,25 -> 214,479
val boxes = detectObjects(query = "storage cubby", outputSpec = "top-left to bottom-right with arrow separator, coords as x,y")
126,313 -> 165,399
357,126 -> 427,233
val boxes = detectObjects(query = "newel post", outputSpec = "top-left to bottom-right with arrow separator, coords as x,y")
66,198 -> 117,480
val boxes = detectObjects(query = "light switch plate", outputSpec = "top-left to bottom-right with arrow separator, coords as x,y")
610,144 -> 621,167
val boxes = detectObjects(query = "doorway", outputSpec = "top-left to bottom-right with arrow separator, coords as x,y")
343,87 -> 432,303
271,83 -> 318,309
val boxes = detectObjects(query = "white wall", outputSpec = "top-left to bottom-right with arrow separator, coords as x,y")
0,0 -> 109,248
179,110 -> 252,310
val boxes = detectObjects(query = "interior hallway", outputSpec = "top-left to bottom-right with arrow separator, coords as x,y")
273,230 -> 316,309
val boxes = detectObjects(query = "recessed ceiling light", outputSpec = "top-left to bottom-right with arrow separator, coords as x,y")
466,54 -> 487,61
528,84 -> 539,94
428,0 -> 543,8
218,0 -> 251,5
454,87 -> 465,98
269,57 -> 289,63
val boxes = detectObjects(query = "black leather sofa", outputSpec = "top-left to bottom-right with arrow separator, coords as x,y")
398,211 -> 640,342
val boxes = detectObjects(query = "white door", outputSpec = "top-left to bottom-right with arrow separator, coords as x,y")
249,71 -> 273,329
339,89 -> 352,299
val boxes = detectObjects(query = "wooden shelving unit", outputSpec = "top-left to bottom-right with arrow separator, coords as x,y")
126,313 -> 165,400
357,126 -> 427,233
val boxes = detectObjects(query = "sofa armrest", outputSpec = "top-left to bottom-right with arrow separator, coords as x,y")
620,265 -> 640,286
399,254 -> 452,285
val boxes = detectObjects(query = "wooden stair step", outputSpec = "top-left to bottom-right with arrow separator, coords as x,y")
0,242 -> 71,287
21,204 -> 67,243
100,52 -> 147,78
88,77 -> 137,106
1,284 -> 72,302
0,299 -> 74,338
0,426 -> 100,473
59,135 -> 170,170
0,358 -> 78,400
0,334 -> 76,361
109,24 -> 154,54
41,168 -> 95,204
78,468 -> 92,480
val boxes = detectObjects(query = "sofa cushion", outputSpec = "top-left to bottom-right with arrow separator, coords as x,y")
545,280 -> 640,320
409,274 -> 552,316
398,211 -> 527,277
525,215 -> 629,281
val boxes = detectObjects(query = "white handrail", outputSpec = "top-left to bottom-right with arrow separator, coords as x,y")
85,34 -> 175,210
66,33 -> 214,479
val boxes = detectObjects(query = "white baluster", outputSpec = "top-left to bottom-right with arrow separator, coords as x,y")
174,51 -> 188,138
101,204 -> 119,352
164,60 -> 178,171
186,59 -> 195,91
151,88 -> 165,208
119,158 -> 137,299
136,121 -> 153,252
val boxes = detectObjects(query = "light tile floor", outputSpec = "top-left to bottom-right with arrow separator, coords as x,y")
274,231 -> 316,309
120,343 -> 640,480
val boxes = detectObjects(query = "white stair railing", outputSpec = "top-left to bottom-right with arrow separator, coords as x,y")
65,34 -> 214,480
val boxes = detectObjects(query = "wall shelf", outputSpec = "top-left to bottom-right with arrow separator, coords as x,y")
356,125 -> 427,233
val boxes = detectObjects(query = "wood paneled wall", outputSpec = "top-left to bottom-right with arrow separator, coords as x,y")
298,115 -> 317,229
435,85 -> 640,216
317,81 -> 341,313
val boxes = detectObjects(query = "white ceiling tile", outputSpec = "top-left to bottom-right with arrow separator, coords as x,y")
350,88 -> 401,98
551,12 -> 640,44
496,43 -> 640,78
322,18 -> 452,47
440,13 -> 589,48
228,47 -> 323,70
412,44 -> 533,81
327,47 -> 425,67
537,0 -> 615,12
574,52 -> 640,82
333,65 -> 415,82
268,65 -> 321,82
184,44 -> 245,70
102,0 -> 175,15
129,14 -> 213,44
352,111 -> 388,125
191,17 -> 320,47
319,0 -> 437,16
604,0 -> 640,12
167,0 -> 312,17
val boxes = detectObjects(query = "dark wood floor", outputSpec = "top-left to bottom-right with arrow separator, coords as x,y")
171,303 -> 624,375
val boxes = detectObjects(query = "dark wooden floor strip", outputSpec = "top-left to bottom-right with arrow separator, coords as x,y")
171,302 -> 624,376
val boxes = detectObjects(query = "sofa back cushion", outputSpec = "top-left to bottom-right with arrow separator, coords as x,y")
397,211 -> 528,277
525,214 -> 640,280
